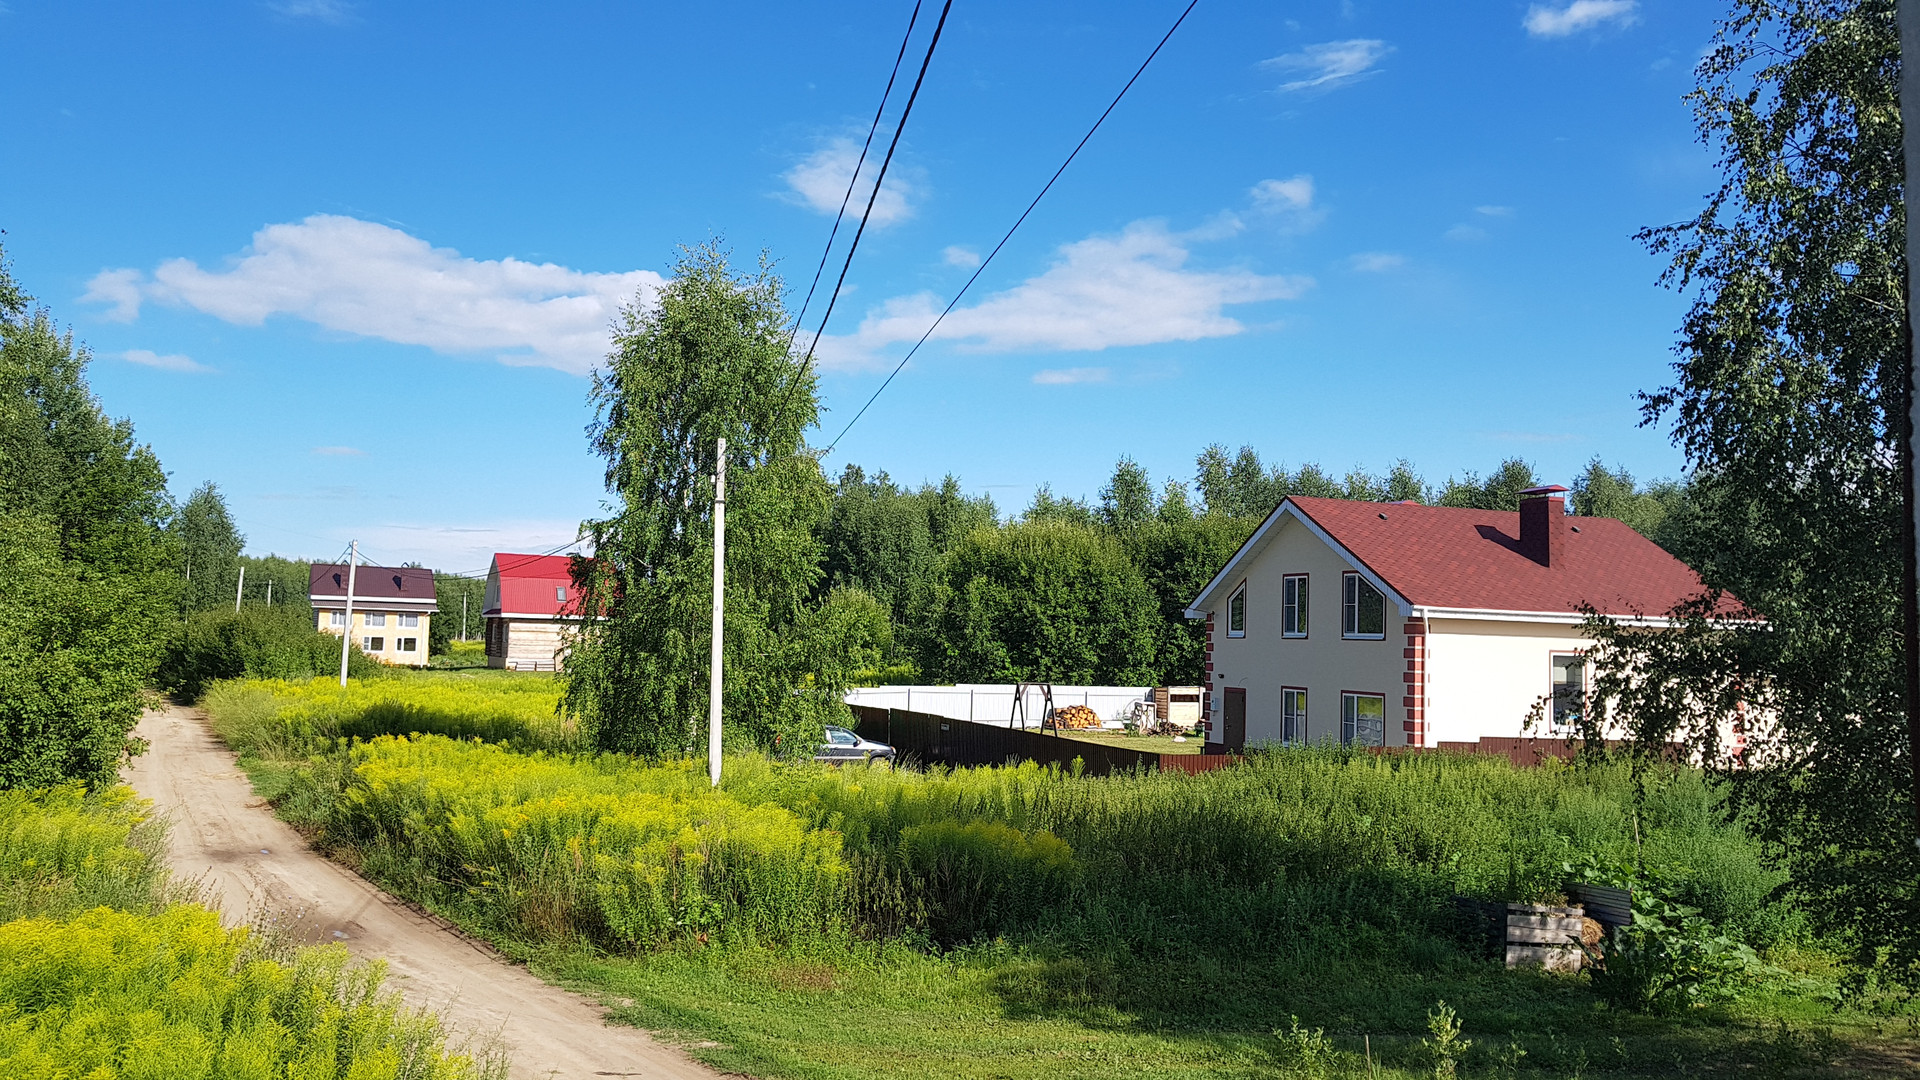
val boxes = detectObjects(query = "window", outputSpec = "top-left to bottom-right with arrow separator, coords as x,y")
365,613 -> 387,627
1342,692 -> 1385,747
362,636 -> 385,652
329,611 -> 346,627
1227,583 -> 1247,637
1282,687 -> 1308,744
398,637 -> 418,653
399,613 -> 418,628
1342,573 -> 1385,639
1550,653 -> 1586,734
556,586 -> 567,602
826,727 -> 858,747
1282,575 -> 1308,637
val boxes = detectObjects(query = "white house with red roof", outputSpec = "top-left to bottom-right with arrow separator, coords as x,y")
1184,486 -> 1720,751
483,553 -> 584,672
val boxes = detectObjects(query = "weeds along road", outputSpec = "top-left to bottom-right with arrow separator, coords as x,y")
126,705 -> 722,1080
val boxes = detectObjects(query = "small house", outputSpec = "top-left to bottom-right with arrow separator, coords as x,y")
483,553 -> 583,672
310,563 -> 436,667
1185,486 -> 1726,751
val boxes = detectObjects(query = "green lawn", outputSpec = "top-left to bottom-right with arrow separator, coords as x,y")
1053,727 -> 1205,755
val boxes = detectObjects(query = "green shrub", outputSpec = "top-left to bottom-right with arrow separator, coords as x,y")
158,607 -> 382,700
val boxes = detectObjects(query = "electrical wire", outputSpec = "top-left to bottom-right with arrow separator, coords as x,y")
775,0 -> 955,424
822,0 -> 1201,456
784,0 -> 924,353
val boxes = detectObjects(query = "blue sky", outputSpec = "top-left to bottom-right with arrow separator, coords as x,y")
1,0 -> 1719,571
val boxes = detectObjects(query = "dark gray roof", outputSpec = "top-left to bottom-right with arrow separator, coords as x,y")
309,563 -> 436,606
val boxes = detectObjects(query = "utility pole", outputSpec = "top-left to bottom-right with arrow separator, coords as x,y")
461,593 -> 468,641
266,580 -> 273,607
338,541 -> 359,687
708,437 -> 727,788
234,565 -> 245,613
1901,0 -> 1920,848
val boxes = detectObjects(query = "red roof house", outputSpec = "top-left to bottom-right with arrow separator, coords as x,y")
1185,487 -> 1730,751
482,553 -> 585,671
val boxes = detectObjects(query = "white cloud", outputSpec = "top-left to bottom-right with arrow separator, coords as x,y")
1348,252 -> 1405,272
269,0 -> 354,23
943,245 -> 981,268
311,446 -> 366,456
1032,367 -> 1110,386
1445,224 -> 1488,242
1261,40 -> 1391,92
84,216 -> 664,375
1251,176 -> 1313,212
782,139 -> 915,227
1524,1 -> 1638,38
817,220 -> 1309,368
122,348 -> 213,373
1475,205 -> 1515,217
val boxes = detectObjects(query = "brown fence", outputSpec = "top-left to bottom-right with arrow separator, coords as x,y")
848,705 -> 1238,777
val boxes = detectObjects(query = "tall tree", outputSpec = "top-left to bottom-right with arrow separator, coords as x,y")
563,242 -> 862,758
0,239 -> 176,787
1098,456 -> 1155,533
916,521 -> 1159,685
171,482 -> 244,613
1580,0 -> 1916,981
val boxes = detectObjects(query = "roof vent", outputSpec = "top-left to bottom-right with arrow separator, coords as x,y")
1518,485 -> 1569,568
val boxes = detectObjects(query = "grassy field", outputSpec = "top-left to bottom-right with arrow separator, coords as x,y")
205,673 -> 1920,1079
0,784 -> 501,1078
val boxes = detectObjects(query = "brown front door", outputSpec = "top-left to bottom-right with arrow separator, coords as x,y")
1223,687 -> 1247,750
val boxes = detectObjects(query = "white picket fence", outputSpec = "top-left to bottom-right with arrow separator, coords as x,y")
843,684 -> 1153,729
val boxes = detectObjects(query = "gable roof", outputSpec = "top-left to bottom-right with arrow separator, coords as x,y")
1187,496 -> 1729,623
309,563 -> 436,609
484,552 -> 582,618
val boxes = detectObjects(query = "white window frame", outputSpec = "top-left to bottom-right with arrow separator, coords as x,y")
329,610 -> 346,627
365,612 -> 387,627
398,637 -> 418,653
1282,574 -> 1308,638
555,586 -> 568,602
362,636 -> 384,652
1281,687 -> 1308,744
1341,691 -> 1386,747
1226,581 -> 1247,638
1341,572 -> 1386,640
1549,652 -> 1587,736
399,613 -> 419,628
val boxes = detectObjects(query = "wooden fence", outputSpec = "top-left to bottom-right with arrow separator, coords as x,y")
848,705 -> 1238,777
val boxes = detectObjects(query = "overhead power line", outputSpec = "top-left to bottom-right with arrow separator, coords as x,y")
785,0 -> 925,352
776,0 -> 955,422
823,0 -> 1202,456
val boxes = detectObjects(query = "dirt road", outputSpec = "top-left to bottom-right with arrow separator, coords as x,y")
126,705 -> 722,1080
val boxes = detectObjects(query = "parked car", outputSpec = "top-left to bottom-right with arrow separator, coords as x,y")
817,725 -> 895,765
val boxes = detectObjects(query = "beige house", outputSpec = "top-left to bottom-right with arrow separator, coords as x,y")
310,563 -> 436,668
1185,487 -> 1722,751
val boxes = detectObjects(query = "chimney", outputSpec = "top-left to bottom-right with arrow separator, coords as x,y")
1518,485 -> 1569,567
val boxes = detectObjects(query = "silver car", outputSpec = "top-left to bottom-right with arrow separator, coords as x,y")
816,725 -> 896,764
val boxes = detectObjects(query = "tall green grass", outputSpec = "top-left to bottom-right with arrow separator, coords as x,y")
210,675 -> 1786,958
0,783 -> 502,1078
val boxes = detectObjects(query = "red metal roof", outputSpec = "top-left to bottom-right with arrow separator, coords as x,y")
1290,497 -> 1726,616
1203,497 -> 1732,619
486,553 -> 582,617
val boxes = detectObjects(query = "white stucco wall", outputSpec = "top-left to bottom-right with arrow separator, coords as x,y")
1424,618 -> 1590,744
1206,515 -> 1408,747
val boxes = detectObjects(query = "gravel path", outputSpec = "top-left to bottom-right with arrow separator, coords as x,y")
126,705 -> 723,1080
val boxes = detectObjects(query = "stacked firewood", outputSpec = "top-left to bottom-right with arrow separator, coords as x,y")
1052,704 -> 1102,729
